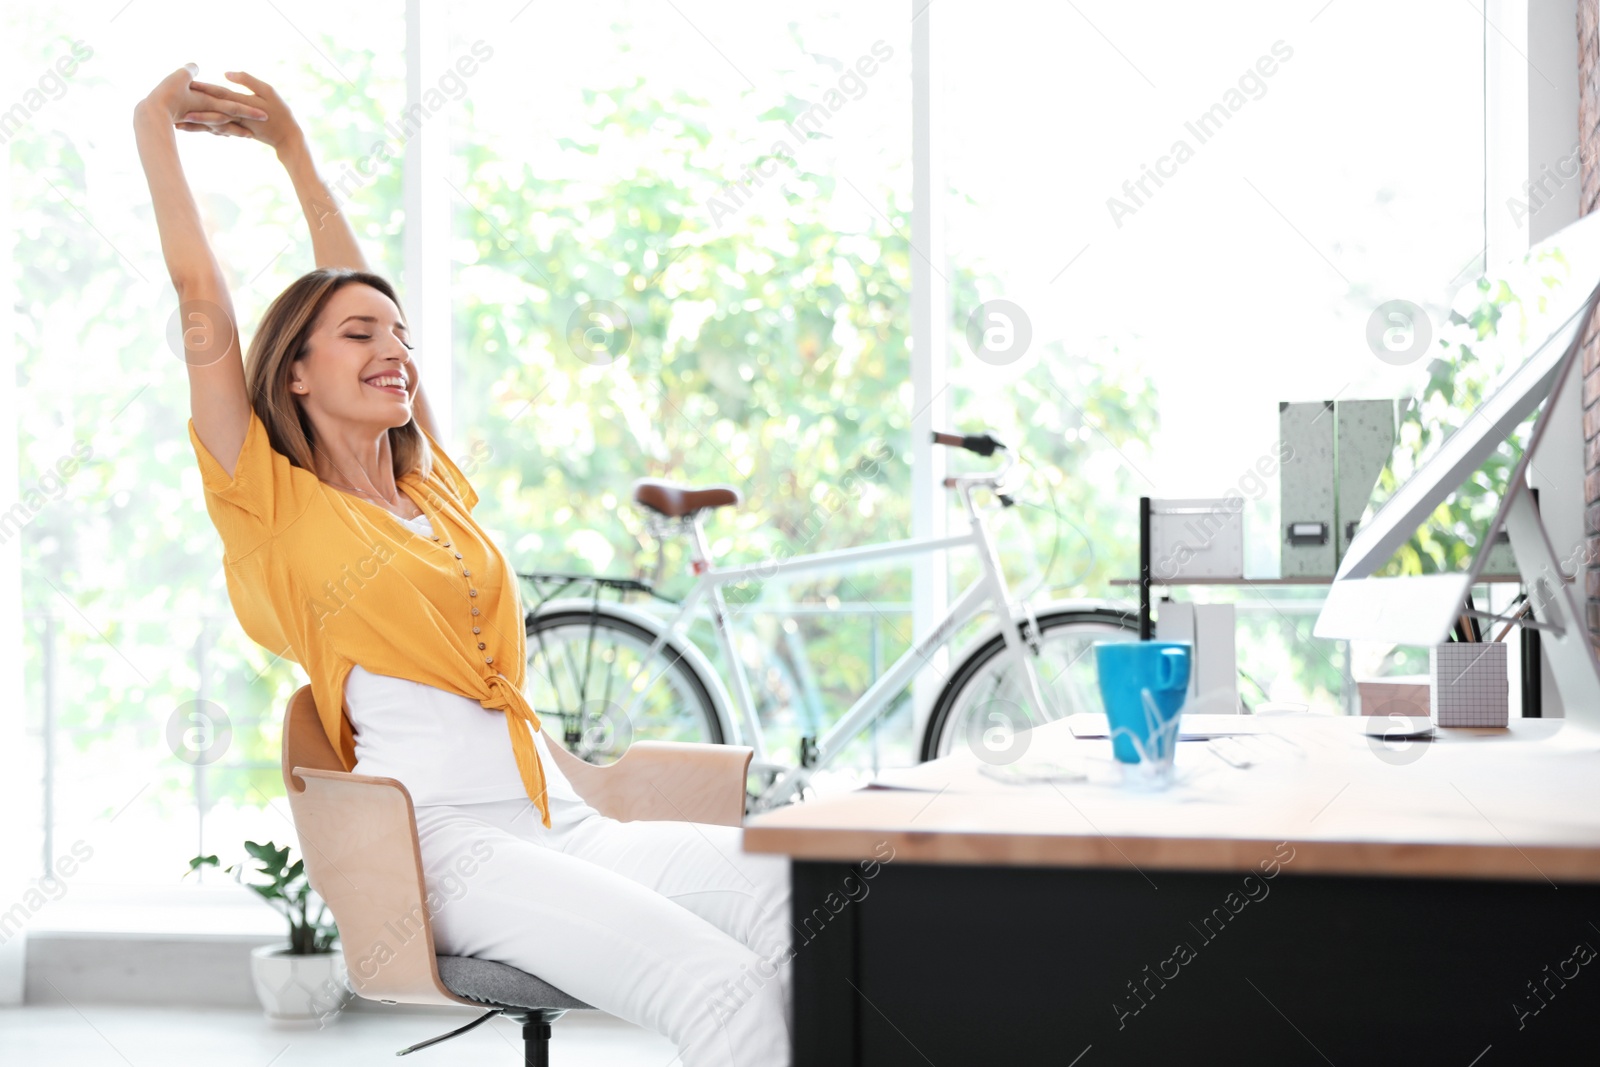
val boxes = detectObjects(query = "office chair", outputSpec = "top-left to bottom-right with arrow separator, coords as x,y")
279,684 -> 754,1064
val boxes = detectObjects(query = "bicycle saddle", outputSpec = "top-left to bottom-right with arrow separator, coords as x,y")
632,479 -> 743,518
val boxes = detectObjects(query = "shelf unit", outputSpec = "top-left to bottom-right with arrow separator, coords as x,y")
1124,496 -> 1541,715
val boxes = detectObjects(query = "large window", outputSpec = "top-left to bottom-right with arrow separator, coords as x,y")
7,0 -> 1495,900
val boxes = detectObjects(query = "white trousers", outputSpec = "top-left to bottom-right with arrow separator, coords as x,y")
413,792 -> 793,1067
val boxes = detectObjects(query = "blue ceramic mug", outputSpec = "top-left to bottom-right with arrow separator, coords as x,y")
1094,641 -> 1191,765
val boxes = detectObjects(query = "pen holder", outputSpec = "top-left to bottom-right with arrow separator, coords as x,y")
1429,643 -> 1508,728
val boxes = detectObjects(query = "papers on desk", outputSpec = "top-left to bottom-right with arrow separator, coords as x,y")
1064,712 -> 1276,741
865,715 -> 1289,795
867,748 -> 1205,795
862,715 -> 1570,801
976,759 -> 1090,785
867,763 -> 977,792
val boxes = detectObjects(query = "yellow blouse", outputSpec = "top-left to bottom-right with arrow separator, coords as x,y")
187,407 -> 552,828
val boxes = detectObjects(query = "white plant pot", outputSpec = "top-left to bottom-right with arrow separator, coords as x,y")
249,943 -> 352,1023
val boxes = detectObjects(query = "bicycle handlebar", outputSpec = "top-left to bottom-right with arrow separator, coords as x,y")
931,431 -> 1006,457
941,445 -> 1017,493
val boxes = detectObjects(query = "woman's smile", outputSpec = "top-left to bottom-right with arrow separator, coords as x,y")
362,372 -> 408,396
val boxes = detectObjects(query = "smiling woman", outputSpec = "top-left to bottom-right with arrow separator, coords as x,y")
128,49 -> 797,1063
130,58 -> 566,820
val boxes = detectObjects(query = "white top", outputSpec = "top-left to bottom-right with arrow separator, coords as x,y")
343,510 -> 590,809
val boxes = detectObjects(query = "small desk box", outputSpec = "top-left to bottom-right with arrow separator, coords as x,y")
1430,643 -> 1509,728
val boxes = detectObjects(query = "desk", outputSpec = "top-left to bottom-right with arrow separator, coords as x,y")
743,716 -> 1600,1065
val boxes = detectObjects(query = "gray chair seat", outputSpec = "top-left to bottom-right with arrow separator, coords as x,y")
436,955 -> 592,1012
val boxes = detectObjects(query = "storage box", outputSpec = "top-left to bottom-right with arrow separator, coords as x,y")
1280,401 -> 1337,577
1335,399 -> 1396,561
1149,498 -> 1245,580
1356,676 -> 1430,717
1429,644 -> 1509,728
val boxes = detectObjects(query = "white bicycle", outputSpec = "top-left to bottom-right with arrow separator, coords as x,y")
518,431 -> 1138,811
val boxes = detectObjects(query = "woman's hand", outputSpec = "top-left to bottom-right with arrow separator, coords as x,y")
135,63 -> 267,136
179,71 -> 304,154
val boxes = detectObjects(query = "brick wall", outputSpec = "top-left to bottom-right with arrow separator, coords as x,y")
1582,2 -> 1600,643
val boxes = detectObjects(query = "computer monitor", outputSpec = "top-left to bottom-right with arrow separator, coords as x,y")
1313,210 -> 1600,725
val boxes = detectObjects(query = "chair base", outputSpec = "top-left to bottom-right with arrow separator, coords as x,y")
396,1007 -> 568,1062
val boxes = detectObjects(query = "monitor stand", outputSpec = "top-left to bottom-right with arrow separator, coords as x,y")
1499,485 -> 1600,729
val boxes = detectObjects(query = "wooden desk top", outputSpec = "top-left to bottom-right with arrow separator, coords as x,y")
742,716 -> 1600,883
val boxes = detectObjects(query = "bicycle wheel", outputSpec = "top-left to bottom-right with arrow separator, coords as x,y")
919,606 -> 1139,762
526,607 -> 724,764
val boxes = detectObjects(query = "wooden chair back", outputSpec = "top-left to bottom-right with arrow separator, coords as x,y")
280,685 -> 468,1007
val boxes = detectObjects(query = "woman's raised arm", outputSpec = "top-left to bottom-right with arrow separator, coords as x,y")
134,63 -> 269,479
180,71 -> 442,441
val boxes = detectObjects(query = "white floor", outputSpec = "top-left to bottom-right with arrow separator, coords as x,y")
0,1002 -> 680,1066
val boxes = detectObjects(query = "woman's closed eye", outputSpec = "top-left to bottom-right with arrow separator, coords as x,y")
346,332 -> 413,351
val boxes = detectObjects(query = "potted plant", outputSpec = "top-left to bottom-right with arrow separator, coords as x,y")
188,840 -> 351,1023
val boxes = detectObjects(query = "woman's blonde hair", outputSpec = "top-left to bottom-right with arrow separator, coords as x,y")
243,267 -> 432,483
